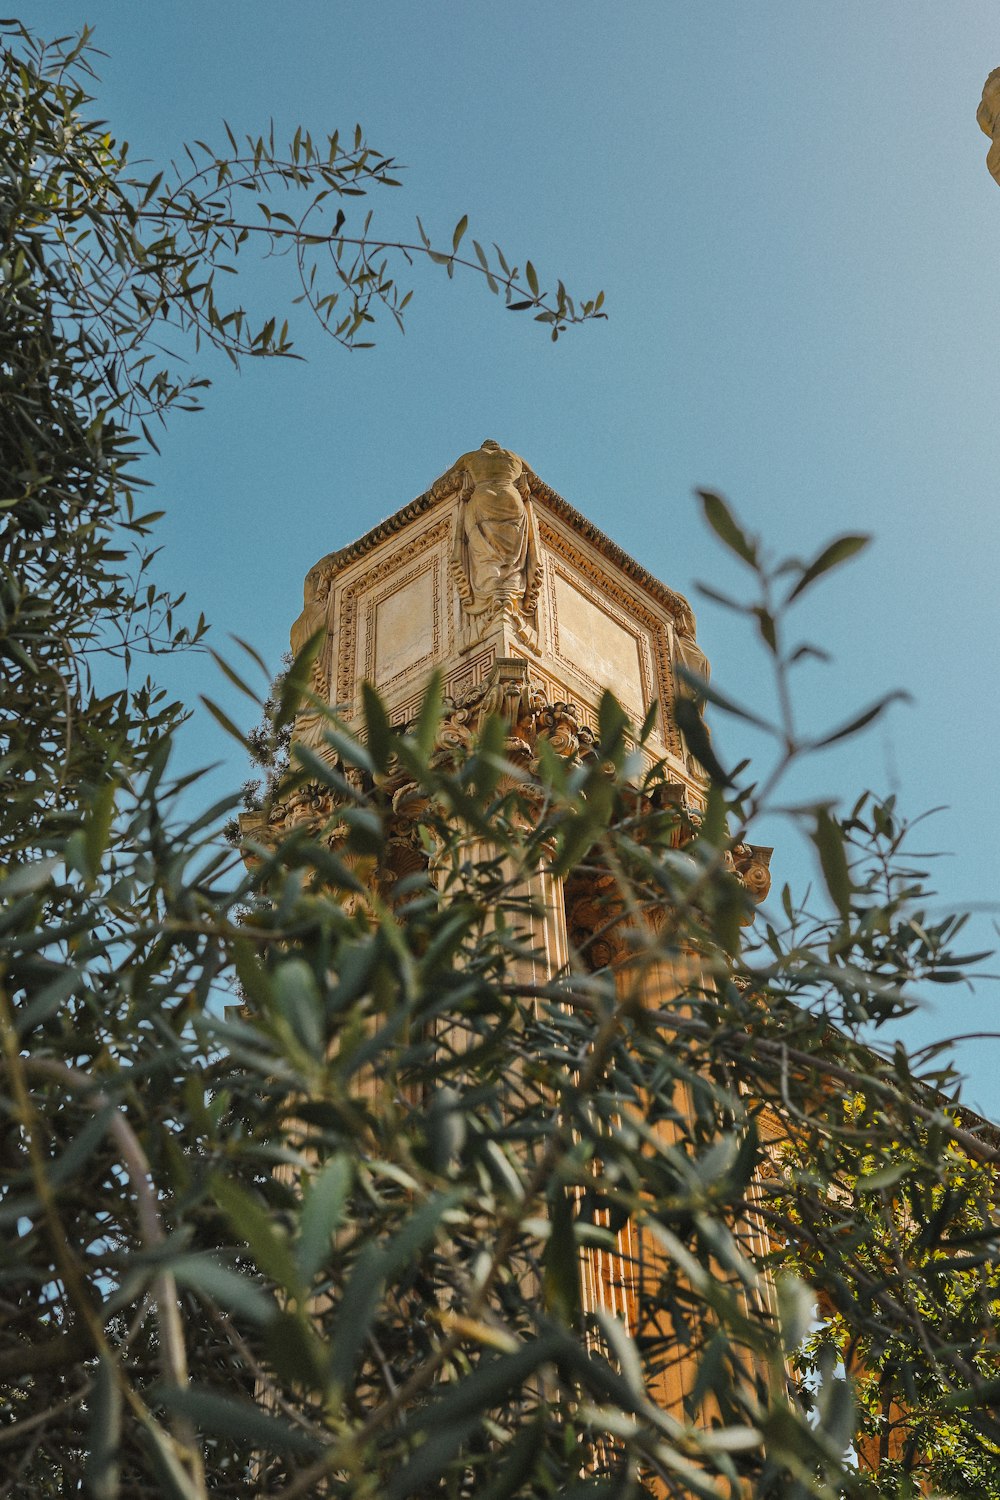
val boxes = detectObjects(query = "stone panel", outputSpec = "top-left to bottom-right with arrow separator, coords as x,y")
552,571 -> 645,712
373,567 -> 435,686
332,517 -> 452,715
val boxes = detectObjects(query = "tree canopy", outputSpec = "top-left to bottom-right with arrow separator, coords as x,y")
1,21 -> 999,1500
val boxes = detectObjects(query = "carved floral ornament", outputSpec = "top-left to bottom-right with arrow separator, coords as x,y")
247,660 -> 772,932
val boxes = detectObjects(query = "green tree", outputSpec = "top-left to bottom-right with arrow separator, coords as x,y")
2,20 -> 999,1500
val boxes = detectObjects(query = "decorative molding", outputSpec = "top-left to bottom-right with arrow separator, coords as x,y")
302,461 -> 696,641
363,557 -> 441,695
388,647 -> 497,728
334,517 -> 451,712
538,516 -> 683,760
546,558 -> 654,724
525,469 -> 696,636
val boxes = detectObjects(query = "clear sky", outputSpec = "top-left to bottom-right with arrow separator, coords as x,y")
28,3 -> 1000,1112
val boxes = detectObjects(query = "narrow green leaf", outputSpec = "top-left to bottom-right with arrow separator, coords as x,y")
199,695 -> 253,752
786,533 -> 870,603
208,648 -> 262,705
937,1376 -> 1000,1412
388,1415 -> 482,1500
675,699 -> 733,787
274,958 -> 324,1054
212,1178 -> 301,1295
776,1273 -> 815,1354
475,1415 -> 547,1500
85,1353 -> 121,1500
173,1255 -> 276,1325
15,965 -> 80,1037
83,780 -> 117,880
597,689 -> 628,753
156,1386 -> 322,1455
638,698 -> 659,743
452,213 -> 468,251
594,1307 -> 644,1400
677,671 -> 772,733
857,1161 -> 913,1193
810,691 -> 909,750
0,855 -> 60,899
362,680 -> 392,772
413,1338 -> 560,1435
543,1187 -> 581,1325
413,669 -> 442,760
812,807 -> 851,920
327,1245 -> 384,1390
696,489 -> 757,566
276,632 -> 322,727
298,1155 -> 352,1283
140,1416 -> 203,1500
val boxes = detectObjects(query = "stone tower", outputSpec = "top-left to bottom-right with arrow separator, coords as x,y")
254,441 -> 772,1432
287,440 -> 708,791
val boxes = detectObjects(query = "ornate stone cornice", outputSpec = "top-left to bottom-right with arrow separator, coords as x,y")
310,462 -> 697,637
523,468 -> 695,636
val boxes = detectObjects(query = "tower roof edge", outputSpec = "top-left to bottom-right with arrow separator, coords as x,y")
320,468 -> 696,637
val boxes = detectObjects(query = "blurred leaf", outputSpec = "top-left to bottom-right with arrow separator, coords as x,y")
274,957 -> 324,1054
675,698 -> 733,787
84,1353 -> 121,1500
476,1416 -> 547,1500
362,679 -> 393,772
276,632 -> 322,727
776,1273 -> 816,1355
543,1186 -> 581,1326
173,1254 -> 276,1324
212,1178 -> 301,1296
156,1385 -> 323,1455
0,855 -> 60,899
298,1154 -> 352,1283
857,1160 -> 914,1193
810,690 -> 909,749
786,533 -> 870,603
696,489 -> 757,566
812,807 -> 852,920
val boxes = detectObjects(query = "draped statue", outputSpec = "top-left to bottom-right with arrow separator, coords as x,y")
979,69 -> 1000,186
288,555 -> 334,748
432,440 -> 541,635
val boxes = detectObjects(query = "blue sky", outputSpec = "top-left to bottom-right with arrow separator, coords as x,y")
30,3 -> 1000,1111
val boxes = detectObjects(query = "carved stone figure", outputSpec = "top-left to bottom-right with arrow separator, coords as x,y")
979,69 -> 1000,186
432,440 -> 541,628
673,629 -> 710,704
289,555 -> 334,748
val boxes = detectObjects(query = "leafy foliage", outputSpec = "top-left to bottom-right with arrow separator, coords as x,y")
2,20 -> 999,1500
